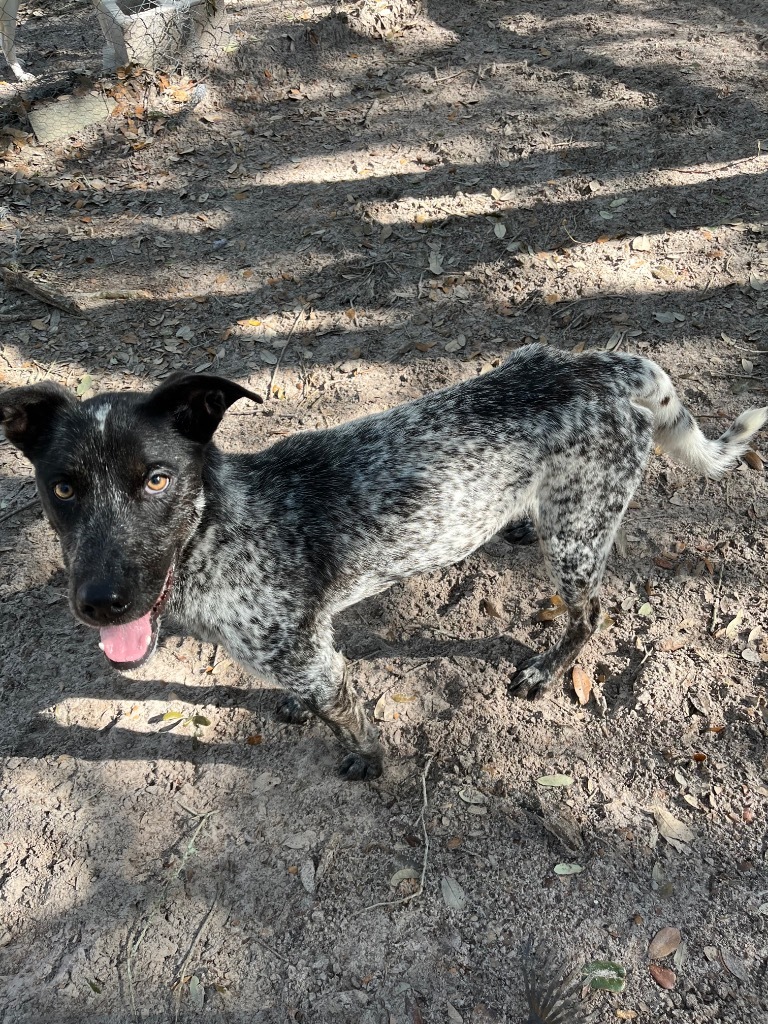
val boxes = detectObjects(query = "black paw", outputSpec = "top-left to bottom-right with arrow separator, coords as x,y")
339,752 -> 383,782
502,518 -> 538,546
509,656 -> 554,699
275,693 -> 313,725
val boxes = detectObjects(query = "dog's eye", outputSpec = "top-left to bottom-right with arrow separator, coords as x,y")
53,482 -> 75,501
145,472 -> 171,494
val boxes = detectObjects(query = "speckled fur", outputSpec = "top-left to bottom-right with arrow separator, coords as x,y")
2,346 -> 765,780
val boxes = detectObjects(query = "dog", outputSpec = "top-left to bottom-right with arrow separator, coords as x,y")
1,345 -> 765,779
0,0 -> 34,82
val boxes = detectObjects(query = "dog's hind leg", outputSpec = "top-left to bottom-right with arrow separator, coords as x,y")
511,447 -> 646,699
273,626 -> 383,781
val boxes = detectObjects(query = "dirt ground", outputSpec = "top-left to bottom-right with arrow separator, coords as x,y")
1,1 -> 767,1022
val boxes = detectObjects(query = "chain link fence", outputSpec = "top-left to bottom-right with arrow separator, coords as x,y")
0,0 -> 231,143
0,0 -> 419,148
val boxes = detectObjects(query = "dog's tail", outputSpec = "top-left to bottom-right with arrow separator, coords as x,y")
627,357 -> 767,478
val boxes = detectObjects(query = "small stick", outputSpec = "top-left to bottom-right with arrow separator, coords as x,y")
708,372 -> 759,380
675,155 -> 758,175
360,753 -> 435,914
709,561 -> 725,635
252,934 -> 290,964
173,896 -> 219,1024
626,647 -> 652,689
267,305 -> 306,401
124,810 -> 216,1019
75,289 -> 150,301
1,265 -> 87,318
0,497 -> 38,525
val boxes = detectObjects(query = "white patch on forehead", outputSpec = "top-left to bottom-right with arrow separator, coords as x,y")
92,403 -> 112,433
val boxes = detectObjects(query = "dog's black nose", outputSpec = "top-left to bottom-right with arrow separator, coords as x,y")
76,582 -> 131,624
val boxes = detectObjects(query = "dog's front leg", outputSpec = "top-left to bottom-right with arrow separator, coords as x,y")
314,662 -> 384,781
273,641 -> 383,781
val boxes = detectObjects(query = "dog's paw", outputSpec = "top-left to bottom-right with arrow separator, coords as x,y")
10,65 -> 35,84
338,752 -> 383,782
510,656 -> 555,699
274,693 -> 313,725
501,518 -> 538,546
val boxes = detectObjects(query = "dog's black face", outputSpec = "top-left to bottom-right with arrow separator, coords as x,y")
0,373 -> 262,668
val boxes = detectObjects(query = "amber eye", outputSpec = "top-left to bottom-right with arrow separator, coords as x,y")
53,482 -> 75,500
145,472 -> 171,494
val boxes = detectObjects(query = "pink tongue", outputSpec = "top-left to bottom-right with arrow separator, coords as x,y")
100,612 -> 153,664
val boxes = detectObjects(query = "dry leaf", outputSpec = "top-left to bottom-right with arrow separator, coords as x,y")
536,606 -> 568,622
649,927 -> 682,959
441,876 -> 467,911
537,774 -> 574,788
653,804 -> 694,851
742,450 -> 764,472
572,665 -> 592,705
390,867 -> 420,888
660,636 -> 687,652
458,787 -> 487,805
479,597 -> 502,618
725,610 -> 744,639
720,949 -> 749,981
553,862 -> 584,875
445,335 -> 466,353
649,965 -> 676,990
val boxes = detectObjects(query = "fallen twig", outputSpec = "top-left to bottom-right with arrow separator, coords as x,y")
709,561 -> 725,635
626,646 -> 652,689
1,264 -> 87,318
675,155 -> 759,175
267,305 -> 307,401
125,809 -> 216,1020
360,753 -> 435,914
0,497 -> 38,525
173,895 -> 219,1024
75,289 -> 150,301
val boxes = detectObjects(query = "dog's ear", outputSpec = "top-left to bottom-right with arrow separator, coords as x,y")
0,382 -> 76,460
143,373 -> 263,444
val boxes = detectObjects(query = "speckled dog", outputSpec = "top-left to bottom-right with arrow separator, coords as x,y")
2,345 -> 765,780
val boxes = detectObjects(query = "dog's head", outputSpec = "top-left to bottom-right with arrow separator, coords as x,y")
0,372 -> 262,668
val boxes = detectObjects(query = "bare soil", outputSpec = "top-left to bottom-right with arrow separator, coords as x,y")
1,2 -> 767,1022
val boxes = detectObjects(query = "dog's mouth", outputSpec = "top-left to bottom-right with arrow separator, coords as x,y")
98,566 -> 174,669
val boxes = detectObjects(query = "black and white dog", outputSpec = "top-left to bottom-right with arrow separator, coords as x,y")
1,345 -> 765,779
